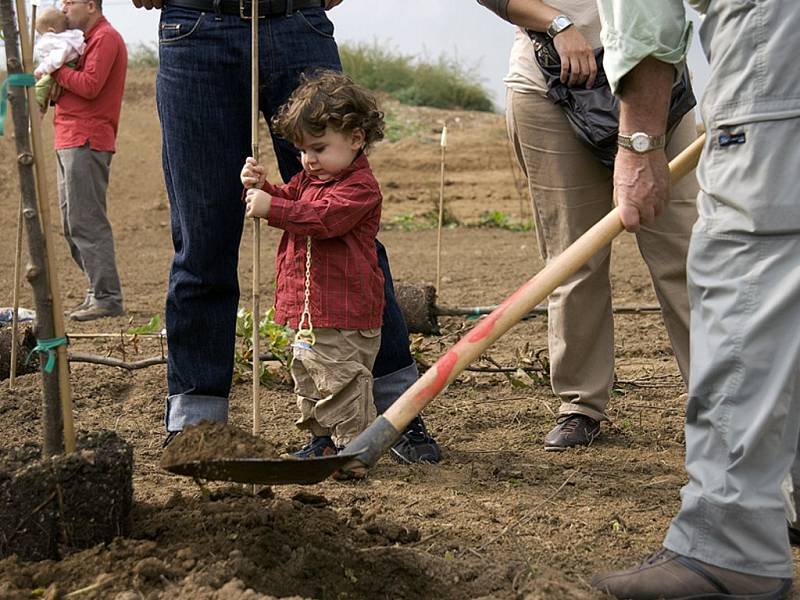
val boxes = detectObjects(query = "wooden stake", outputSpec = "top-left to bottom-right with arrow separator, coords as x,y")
250,1 -> 261,438
1,0 -> 75,455
10,199 -> 23,389
435,124 -> 447,293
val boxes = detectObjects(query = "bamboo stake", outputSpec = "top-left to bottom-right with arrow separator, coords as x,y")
435,124 -> 447,293
10,198 -> 23,389
250,0 -> 261,437
29,1 -> 36,44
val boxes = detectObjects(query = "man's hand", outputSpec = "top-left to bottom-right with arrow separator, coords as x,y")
613,149 -> 669,232
552,28 -> 597,88
324,0 -> 344,8
132,0 -> 163,9
245,188 -> 272,219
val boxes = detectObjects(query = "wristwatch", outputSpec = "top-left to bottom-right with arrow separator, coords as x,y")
617,132 -> 666,154
546,14 -> 573,38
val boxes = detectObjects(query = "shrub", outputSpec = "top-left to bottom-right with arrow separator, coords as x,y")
340,43 -> 494,112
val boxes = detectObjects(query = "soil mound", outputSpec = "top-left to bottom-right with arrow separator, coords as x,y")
160,422 -> 279,469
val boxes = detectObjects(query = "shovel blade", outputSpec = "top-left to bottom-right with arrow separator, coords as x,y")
164,449 -> 367,485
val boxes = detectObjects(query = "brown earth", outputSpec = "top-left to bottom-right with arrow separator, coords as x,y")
1,67 -> 797,599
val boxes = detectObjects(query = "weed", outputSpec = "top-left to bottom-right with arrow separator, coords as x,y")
477,210 -> 533,232
126,314 -> 161,335
383,108 -> 423,143
234,307 -> 292,385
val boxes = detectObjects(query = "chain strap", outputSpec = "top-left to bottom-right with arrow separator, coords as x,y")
294,236 -> 315,346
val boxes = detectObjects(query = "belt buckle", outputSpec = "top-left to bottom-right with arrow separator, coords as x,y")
239,0 -> 266,19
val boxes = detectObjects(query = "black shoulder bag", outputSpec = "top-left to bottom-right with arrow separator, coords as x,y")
527,30 -> 696,169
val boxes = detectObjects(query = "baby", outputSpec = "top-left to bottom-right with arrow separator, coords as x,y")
33,7 -> 85,109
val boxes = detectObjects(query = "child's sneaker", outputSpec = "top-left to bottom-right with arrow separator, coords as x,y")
291,436 -> 337,458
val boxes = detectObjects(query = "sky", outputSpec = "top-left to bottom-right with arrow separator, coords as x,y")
3,0 -> 710,110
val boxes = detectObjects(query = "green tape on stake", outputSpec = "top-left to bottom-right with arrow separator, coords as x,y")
0,73 -> 36,136
27,336 -> 68,373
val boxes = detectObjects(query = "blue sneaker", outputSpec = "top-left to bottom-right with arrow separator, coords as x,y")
291,436 -> 337,459
390,415 -> 442,464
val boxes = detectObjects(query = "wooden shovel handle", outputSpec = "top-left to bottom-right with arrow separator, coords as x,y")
383,133 -> 706,431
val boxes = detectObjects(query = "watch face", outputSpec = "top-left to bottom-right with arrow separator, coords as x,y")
631,133 -> 650,153
554,15 -> 571,32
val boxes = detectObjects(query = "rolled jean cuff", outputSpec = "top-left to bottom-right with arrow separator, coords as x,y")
373,362 -> 419,414
165,393 -> 229,432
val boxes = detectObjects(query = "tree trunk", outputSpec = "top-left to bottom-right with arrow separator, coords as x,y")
1,0 -> 65,455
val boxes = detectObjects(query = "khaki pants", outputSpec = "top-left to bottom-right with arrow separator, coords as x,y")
292,328 -> 381,448
506,89 -> 699,421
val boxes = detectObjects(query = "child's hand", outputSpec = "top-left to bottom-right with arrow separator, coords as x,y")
241,156 -> 266,189
245,188 -> 272,219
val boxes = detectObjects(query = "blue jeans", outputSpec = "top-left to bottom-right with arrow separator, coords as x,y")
157,6 -> 414,431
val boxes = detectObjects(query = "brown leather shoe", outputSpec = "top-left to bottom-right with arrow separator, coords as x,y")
591,548 -> 792,599
543,414 -> 600,451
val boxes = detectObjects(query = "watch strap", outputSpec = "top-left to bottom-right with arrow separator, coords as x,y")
547,15 -> 573,38
618,132 -> 666,153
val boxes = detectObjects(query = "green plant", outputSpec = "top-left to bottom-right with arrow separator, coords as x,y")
477,210 -> 533,232
340,42 -> 494,112
383,108 -> 422,143
234,307 -> 292,384
126,314 -> 161,335
387,213 -> 419,231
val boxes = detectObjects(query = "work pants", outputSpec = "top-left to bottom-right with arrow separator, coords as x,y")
664,0 -> 800,578
506,89 -> 698,421
56,143 -> 123,309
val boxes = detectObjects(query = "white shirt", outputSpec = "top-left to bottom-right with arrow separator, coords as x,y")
34,29 -> 86,77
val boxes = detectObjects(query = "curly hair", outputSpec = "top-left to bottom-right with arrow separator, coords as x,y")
272,70 -> 385,152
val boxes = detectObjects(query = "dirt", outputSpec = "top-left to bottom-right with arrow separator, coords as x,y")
161,421 -> 278,468
0,325 -> 37,380
1,67 -> 798,599
0,430 -> 132,562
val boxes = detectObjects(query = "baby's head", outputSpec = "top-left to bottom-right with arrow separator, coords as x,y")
36,7 -> 68,34
273,70 -> 385,154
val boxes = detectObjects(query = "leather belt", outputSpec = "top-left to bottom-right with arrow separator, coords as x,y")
165,0 -> 324,18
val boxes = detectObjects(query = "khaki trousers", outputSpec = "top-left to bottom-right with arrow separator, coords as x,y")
506,89 -> 699,421
292,327 -> 381,448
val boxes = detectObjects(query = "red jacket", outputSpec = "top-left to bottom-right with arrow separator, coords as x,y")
264,154 -> 385,330
53,16 -> 127,152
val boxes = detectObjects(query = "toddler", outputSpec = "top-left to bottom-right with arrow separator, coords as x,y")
33,7 -> 85,109
240,71 -> 386,477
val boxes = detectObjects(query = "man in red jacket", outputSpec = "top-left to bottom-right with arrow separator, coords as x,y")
52,0 -> 127,321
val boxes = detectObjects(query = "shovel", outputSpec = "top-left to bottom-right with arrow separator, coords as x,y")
165,134 -> 705,485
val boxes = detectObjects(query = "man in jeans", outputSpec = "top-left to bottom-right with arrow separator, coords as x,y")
53,0 -> 126,321
131,0 -> 440,463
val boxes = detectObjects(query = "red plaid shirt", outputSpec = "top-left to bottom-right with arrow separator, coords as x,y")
264,154 -> 385,330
